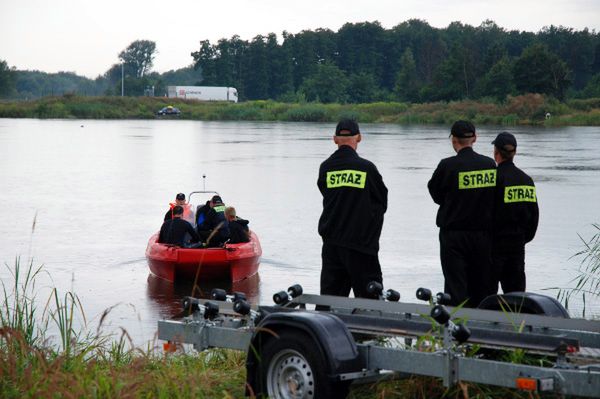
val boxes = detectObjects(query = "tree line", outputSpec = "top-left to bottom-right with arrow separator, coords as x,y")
2,19 -> 600,102
193,19 -> 600,102
0,40 -> 203,99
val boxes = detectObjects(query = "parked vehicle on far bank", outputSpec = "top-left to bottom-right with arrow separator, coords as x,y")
156,105 -> 181,116
167,86 -> 238,103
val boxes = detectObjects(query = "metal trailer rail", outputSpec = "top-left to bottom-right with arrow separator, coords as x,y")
157,289 -> 600,398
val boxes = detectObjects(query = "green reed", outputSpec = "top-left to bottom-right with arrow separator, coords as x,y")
0,257 -> 247,398
0,257 -> 46,347
549,223 -> 600,318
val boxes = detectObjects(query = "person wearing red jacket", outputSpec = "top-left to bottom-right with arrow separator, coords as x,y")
164,192 -> 195,225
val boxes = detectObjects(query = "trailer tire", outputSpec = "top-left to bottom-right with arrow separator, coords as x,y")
254,329 -> 350,399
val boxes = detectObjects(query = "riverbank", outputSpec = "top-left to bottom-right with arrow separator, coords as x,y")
1,260 -> 537,398
1,94 -> 600,125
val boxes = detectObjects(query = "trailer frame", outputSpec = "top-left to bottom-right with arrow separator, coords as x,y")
158,292 -> 600,398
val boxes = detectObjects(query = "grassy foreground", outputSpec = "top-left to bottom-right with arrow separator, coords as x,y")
0,259 -> 560,398
4,221 -> 600,398
1,93 -> 600,126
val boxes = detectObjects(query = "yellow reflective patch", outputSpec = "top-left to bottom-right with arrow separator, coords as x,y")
214,205 -> 226,212
458,169 -> 496,189
326,170 -> 367,188
504,185 -> 537,203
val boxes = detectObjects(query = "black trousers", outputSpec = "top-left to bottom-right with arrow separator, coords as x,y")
492,240 -> 526,293
320,242 -> 382,299
439,229 -> 495,308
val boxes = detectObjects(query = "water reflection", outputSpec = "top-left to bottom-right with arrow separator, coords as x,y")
146,273 -> 261,319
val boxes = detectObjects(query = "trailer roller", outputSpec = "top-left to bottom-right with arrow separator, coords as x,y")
272,284 -> 303,305
210,288 -> 247,302
366,281 -> 401,302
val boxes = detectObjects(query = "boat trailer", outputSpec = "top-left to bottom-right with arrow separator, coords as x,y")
158,284 -> 600,398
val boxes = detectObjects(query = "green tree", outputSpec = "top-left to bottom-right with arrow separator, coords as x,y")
347,72 -> 378,103
118,40 -> 157,78
266,33 -> 293,99
214,35 -> 248,90
581,73 -> 600,98
0,59 -> 16,97
513,43 -> 571,99
243,35 -> 269,100
539,26 -> 595,89
394,48 -> 419,102
424,42 -> 476,101
300,62 -> 349,103
390,19 -> 447,85
284,28 -> 338,90
191,40 -> 217,84
337,21 -> 386,85
475,56 -> 515,101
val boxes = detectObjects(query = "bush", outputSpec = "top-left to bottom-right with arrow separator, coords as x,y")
282,105 -> 329,122
504,94 -> 546,118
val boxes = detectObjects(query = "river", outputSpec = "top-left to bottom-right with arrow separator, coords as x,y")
0,118 -> 599,345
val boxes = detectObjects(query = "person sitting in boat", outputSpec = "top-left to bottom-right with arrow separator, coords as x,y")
195,200 -> 211,230
197,195 -> 230,247
164,193 -> 195,225
158,205 -> 200,247
224,206 -> 250,244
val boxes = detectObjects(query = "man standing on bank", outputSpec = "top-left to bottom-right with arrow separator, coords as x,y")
491,132 -> 539,293
428,120 -> 497,307
317,118 -> 388,299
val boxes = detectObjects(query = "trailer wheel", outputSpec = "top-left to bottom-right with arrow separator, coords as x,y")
256,329 -> 349,399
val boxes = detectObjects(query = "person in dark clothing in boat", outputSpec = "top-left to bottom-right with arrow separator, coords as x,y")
164,192 -> 195,225
158,205 -> 200,247
427,120 -> 497,308
491,132 -> 539,294
196,200 -> 211,230
317,118 -> 388,299
224,206 -> 250,244
197,195 -> 230,247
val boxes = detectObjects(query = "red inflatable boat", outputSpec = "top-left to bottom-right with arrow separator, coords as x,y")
145,230 -> 262,283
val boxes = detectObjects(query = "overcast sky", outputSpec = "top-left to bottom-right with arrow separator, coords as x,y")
1,0 -> 599,78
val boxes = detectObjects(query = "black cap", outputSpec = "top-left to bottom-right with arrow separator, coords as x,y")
335,119 -> 360,136
492,132 -> 517,150
176,193 -> 185,200
211,195 -> 223,204
450,120 -> 476,138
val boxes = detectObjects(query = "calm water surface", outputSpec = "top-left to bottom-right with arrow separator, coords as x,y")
1,119 -> 599,344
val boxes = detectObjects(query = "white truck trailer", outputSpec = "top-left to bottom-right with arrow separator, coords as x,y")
167,86 -> 238,102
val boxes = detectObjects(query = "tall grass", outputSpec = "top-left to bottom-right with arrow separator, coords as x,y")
0,259 -> 246,398
552,223 -> 600,317
0,257 -> 45,347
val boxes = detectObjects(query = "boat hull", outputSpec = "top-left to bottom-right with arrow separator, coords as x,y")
145,231 -> 262,282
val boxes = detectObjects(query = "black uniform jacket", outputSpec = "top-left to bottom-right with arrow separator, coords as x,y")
199,205 -> 230,241
318,145 -> 388,255
493,160 -> 539,243
158,218 -> 200,247
428,147 -> 496,231
229,218 -> 250,244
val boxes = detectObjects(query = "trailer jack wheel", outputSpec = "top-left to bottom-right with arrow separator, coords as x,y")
255,330 -> 349,399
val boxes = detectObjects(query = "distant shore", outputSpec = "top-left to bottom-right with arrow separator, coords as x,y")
1,94 -> 599,126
